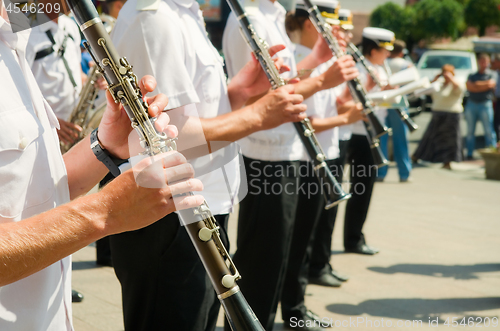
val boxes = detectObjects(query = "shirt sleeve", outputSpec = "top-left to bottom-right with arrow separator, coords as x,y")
112,7 -> 199,110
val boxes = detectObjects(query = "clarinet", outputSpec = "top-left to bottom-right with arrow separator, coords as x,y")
65,1 -> 264,330
225,0 -> 351,209
302,0 -> 389,139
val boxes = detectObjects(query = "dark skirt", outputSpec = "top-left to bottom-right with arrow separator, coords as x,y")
413,111 -> 463,163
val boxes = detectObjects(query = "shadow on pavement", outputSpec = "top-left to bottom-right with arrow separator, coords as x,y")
368,263 -> 500,280
326,297 -> 500,322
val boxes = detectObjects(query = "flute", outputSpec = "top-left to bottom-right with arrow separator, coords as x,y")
65,1 -> 264,330
225,0 -> 351,209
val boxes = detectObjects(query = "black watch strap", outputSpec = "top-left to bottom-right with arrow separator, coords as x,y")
90,128 -> 124,177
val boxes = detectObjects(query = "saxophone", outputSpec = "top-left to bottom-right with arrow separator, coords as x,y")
60,15 -> 116,154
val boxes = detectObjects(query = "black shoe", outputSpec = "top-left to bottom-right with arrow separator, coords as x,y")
284,311 -> 327,330
331,269 -> 349,282
72,290 -> 84,303
96,258 -> 112,267
309,272 -> 342,287
345,244 -> 380,255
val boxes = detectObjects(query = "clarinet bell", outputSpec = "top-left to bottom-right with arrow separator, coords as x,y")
396,108 -> 419,132
316,165 -> 352,210
370,139 -> 389,168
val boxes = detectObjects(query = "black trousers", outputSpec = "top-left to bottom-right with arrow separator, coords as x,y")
110,212 -> 229,331
225,157 -> 302,331
308,140 -> 349,277
343,135 -> 378,249
280,160 -> 337,321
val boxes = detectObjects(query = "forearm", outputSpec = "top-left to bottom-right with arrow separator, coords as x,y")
467,81 -> 493,92
293,75 -> 324,101
64,135 -> 109,200
0,194 -> 107,286
227,83 -> 251,110
200,106 -> 261,142
310,114 -> 349,133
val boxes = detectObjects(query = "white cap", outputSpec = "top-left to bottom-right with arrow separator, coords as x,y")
362,27 -> 395,51
338,9 -> 353,30
296,0 -> 340,25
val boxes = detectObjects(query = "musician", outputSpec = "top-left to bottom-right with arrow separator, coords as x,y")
25,5 -> 83,146
342,27 -> 394,255
280,3 -> 364,329
308,7 -> 358,288
376,39 -> 412,183
222,0 -> 358,329
107,0 -> 311,330
0,4 -> 199,330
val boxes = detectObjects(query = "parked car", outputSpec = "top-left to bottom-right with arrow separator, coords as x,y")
416,50 -> 477,110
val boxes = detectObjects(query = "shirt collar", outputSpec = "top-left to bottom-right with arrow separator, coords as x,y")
0,16 -> 30,52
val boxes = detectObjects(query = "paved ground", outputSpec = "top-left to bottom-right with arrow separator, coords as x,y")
71,112 -> 500,330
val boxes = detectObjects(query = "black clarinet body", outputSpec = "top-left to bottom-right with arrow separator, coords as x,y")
65,1 -> 264,330
226,0 -> 351,209
301,0 -> 389,140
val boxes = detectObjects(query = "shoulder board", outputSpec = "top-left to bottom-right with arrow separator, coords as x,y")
137,0 -> 161,11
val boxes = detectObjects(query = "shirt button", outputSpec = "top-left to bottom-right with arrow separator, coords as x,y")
19,137 -> 29,150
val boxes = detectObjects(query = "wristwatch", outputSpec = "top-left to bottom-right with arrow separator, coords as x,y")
90,128 -> 125,177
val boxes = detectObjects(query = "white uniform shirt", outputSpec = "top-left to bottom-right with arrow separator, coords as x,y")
26,15 -> 82,121
223,0 -> 307,161
0,17 -> 72,331
294,43 -> 310,64
351,60 -> 388,136
112,0 -> 240,214
305,58 -> 340,160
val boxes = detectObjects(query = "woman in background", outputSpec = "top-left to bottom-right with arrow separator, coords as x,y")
413,64 -> 465,169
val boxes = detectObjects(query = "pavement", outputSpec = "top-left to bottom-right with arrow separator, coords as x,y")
71,112 -> 500,330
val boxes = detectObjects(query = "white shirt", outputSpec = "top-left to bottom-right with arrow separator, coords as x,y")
223,0 -> 307,161
26,14 -> 82,121
351,60 -> 388,136
294,43 -> 311,64
0,17 -> 72,331
305,59 -> 340,160
113,0 -> 240,214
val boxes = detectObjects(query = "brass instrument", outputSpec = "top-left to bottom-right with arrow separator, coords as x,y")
65,1 -> 264,330
60,15 -> 116,154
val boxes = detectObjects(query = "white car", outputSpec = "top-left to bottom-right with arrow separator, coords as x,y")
416,50 -> 477,82
416,50 -> 477,109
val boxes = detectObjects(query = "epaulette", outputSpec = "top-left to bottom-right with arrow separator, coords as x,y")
137,0 -> 161,11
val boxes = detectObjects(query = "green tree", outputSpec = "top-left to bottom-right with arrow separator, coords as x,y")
465,0 -> 500,36
370,2 -> 415,40
412,0 -> 465,41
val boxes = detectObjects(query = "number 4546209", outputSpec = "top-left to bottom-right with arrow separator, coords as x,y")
443,317 -> 498,327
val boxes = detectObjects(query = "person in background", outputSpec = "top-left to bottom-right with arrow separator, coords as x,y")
465,53 -> 498,159
26,6 -> 83,147
491,54 -> 500,143
412,65 -> 465,169
377,39 -> 412,182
